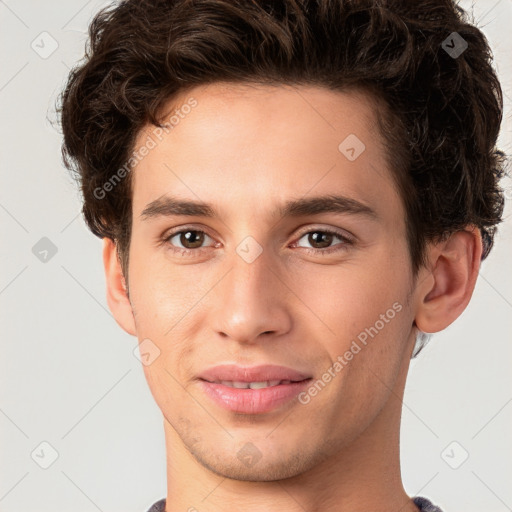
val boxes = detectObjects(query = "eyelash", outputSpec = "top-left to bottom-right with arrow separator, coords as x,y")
162,226 -> 354,257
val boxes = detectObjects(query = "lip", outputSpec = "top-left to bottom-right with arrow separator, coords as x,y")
197,364 -> 313,414
198,364 -> 312,383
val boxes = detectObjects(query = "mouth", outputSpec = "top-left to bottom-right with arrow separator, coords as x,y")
196,364 -> 313,414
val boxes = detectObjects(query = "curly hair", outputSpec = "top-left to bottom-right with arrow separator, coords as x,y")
58,0 -> 506,279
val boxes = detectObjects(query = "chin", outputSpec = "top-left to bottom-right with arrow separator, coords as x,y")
188,443 -> 320,482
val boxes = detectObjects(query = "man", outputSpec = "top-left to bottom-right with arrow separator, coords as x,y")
59,1 -> 506,511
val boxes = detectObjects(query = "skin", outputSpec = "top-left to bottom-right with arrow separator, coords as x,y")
103,82 -> 482,512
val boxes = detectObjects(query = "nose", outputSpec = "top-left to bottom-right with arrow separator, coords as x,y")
210,244 -> 293,345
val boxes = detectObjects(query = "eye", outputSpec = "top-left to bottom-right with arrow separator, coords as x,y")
164,228 -> 215,255
294,228 -> 353,255
162,226 -> 354,257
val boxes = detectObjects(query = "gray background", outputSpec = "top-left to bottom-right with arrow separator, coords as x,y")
0,1 -> 511,511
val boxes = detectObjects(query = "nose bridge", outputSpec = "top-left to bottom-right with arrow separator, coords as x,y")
231,239 -> 272,301
226,240 -> 275,314
225,231 -> 274,298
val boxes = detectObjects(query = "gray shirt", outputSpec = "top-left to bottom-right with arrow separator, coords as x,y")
145,495 -> 444,511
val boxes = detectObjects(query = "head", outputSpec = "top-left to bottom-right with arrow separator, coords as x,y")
59,0 -> 506,482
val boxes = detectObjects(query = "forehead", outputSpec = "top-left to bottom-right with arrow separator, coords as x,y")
130,82 -> 402,223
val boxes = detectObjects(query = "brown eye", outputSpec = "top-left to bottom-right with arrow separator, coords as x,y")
166,229 -> 213,250
179,230 -> 205,248
307,231 -> 335,249
294,228 -> 353,255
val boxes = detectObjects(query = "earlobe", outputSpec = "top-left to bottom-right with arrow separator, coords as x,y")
102,238 -> 137,336
414,227 -> 483,334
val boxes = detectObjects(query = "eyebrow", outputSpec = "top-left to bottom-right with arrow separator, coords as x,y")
140,194 -> 377,221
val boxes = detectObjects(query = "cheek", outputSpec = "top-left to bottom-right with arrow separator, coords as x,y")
295,251 -> 413,405
128,245 -> 204,332
127,246 -> 213,376
295,260 -> 408,342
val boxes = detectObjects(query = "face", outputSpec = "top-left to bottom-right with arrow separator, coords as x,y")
124,82 -> 418,480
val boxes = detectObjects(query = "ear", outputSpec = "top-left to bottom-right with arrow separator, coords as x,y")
103,238 -> 137,336
414,226 -> 483,333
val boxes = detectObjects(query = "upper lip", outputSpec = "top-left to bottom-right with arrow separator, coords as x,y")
198,364 -> 312,383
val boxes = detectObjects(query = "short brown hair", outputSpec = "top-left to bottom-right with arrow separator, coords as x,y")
58,0 -> 507,279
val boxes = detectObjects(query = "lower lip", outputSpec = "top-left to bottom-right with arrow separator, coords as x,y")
198,379 -> 312,414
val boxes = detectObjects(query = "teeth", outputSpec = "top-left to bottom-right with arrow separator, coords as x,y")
249,381 -> 271,389
220,380 -> 245,388
217,380 -> 286,389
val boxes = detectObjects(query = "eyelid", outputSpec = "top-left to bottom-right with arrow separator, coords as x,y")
293,224 -> 356,243
163,224 -> 355,241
